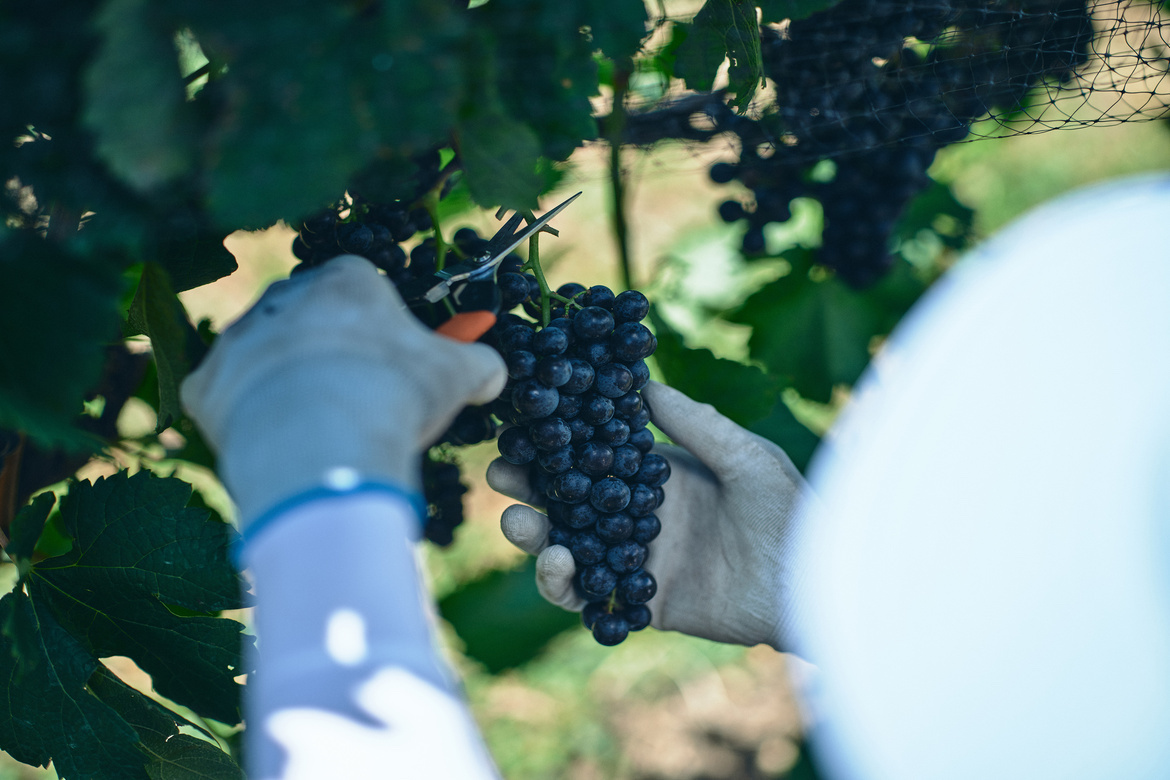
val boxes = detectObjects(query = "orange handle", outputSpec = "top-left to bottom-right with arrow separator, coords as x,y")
435,310 -> 497,343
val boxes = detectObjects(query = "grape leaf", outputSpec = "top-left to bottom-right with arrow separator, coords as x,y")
469,2 -> 599,165
581,0 -> 650,62
84,0 -> 194,191
674,0 -> 763,110
0,590 -> 149,779
126,263 -> 207,432
727,251 -> 922,402
87,667 -> 244,780
0,233 -> 124,449
649,308 -> 781,428
457,109 -> 544,211
440,559 -> 578,673
26,471 -> 250,725
756,0 -> 845,22
190,6 -> 372,228
149,209 -> 237,293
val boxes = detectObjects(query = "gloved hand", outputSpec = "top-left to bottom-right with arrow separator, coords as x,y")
486,381 -> 816,649
181,255 -> 507,527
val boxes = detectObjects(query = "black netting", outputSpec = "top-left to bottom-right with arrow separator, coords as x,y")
624,0 -> 1169,287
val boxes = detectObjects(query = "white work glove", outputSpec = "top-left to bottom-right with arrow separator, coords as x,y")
181,255 -> 507,527
486,381 -> 816,649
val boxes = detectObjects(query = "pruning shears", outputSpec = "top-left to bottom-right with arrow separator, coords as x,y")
401,191 -> 582,342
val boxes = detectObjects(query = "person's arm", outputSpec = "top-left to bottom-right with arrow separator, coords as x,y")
181,256 -> 507,779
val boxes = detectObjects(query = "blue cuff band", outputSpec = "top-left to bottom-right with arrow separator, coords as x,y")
234,481 -> 427,568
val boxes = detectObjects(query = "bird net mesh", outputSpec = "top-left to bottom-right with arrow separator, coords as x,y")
626,0 -> 1170,285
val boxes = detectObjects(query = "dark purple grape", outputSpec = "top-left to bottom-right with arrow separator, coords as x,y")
632,514 -> 661,545
564,502 -> 598,530
575,441 -> 614,477
557,282 -> 587,300
626,483 -> 659,517
573,306 -> 615,340
595,363 -> 633,398
578,564 -> 619,599
718,199 -> 746,223
627,405 -> 651,431
582,600 -> 608,630
533,327 -> 569,356
497,324 -> 534,353
548,526 -> 574,548
710,161 -> 738,184
596,512 -> 634,543
592,613 -> 629,646
621,603 -> 651,631
611,322 -> 655,362
568,418 -> 594,445
614,391 -> 643,419
628,428 -> 655,454
612,290 -> 649,323
340,223 -> 374,254
536,356 -> 572,387
562,359 -> 595,394
628,360 -> 650,390
576,340 -> 612,366
606,540 -> 646,574
512,380 -> 559,418
506,350 -> 536,380
611,444 -> 642,479
529,417 -> 571,451
583,285 -> 615,310
499,272 -> 531,308
590,477 -> 631,513
618,569 -> 657,605
594,418 -> 630,447
554,469 -> 592,503
742,226 -> 766,254
581,395 -> 615,426
634,453 -> 671,487
555,392 -> 583,419
497,427 -> 536,465
570,534 -> 606,565
538,446 -> 575,474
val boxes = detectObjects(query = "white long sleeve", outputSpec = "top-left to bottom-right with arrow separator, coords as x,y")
794,173 -> 1170,780
241,489 -> 500,780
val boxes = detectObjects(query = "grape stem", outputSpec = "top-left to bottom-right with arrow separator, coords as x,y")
606,69 -> 634,292
523,227 -> 552,326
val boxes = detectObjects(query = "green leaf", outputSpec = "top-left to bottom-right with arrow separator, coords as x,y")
727,252 -> 923,402
7,492 -> 54,566
195,8 -> 373,228
126,264 -> 207,431
895,179 -> 975,252
674,0 -> 763,110
756,0 -> 845,22
0,591 -> 148,779
748,394 -> 820,474
28,471 -> 249,724
88,667 -> 243,780
649,308 -> 782,428
440,559 -> 578,673
150,211 -> 237,293
457,110 -> 544,211
582,0 -> 650,62
471,2 -> 599,163
0,233 -> 125,449
84,0 -> 194,191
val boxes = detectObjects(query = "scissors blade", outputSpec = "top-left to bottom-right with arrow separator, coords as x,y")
478,191 -> 583,274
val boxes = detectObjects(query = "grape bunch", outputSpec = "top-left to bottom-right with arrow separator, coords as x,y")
700,0 -> 1093,286
490,282 -> 667,647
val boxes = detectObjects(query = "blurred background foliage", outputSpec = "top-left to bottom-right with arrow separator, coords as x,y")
1,0 -> 1169,776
